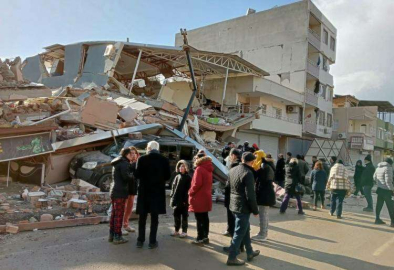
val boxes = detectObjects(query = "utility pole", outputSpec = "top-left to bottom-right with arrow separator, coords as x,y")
178,29 -> 198,132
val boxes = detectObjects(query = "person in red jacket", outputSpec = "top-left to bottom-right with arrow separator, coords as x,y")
188,152 -> 214,246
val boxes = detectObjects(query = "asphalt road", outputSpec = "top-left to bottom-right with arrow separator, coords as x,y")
1,195 -> 393,270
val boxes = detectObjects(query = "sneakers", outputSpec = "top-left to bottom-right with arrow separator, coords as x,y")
148,242 -> 158,249
222,231 -> 231,237
108,233 -> 114,243
279,211 -> 285,214
363,207 -> 373,212
113,236 -> 128,245
329,211 -> 334,216
337,216 -> 342,219
247,250 -> 260,262
350,194 -> 357,198
298,211 -> 305,215
124,226 -> 135,233
202,238 -> 210,244
179,232 -> 188,238
226,258 -> 245,266
251,234 -> 268,242
121,228 -> 129,236
375,219 -> 386,225
171,231 -> 180,237
312,206 -> 317,211
136,241 -> 144,248
321,205 -> 326,210
192,239 -> 204,246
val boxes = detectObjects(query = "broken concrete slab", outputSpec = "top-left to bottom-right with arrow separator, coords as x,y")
80,96 -> 119,130
40,214 -> 54,222
5,223 -> 19,234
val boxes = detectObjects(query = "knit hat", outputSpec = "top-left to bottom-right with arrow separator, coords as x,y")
364,155 -> 372,162
242,152 -> 256,163
385,157 -> 393,165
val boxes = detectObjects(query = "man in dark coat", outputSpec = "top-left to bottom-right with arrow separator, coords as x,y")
226,152 -> 260,266
361,155 -> 376,212
275,154 -> 286,187
135,141 -> 171,249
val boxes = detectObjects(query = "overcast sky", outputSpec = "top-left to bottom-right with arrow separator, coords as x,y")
1,0 -> 393,103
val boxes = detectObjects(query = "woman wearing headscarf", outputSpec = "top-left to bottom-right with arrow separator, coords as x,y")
352,160 -> 364,197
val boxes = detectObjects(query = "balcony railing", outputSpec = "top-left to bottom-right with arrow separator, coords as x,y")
308,28 -> 321,49
305,88 -> 318,107
304,121 -> 317,134
307,58 -> 320,78
257,109 -> 301,124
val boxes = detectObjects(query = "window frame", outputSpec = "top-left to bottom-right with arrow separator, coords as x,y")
330,36 -> 336,51
323,29 -> 329,45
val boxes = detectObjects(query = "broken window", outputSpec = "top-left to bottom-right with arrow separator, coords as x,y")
323,29 -> 329,45
330,36 -> 336,51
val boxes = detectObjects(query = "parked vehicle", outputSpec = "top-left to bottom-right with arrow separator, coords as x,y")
69,135 -> 196,191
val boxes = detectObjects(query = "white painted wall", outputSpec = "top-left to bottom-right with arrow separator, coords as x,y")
251,115 -> 302,137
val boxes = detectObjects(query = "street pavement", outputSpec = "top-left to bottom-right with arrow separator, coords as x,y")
1,194 -> 393,270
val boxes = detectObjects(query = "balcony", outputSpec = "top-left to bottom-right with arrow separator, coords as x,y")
305,89 -> 318,107
317,125 -> 332,138
307,58 -> 320,78
308,28 -> 321,50
304,121 -> 317,134
385,140 -> 393,150
348,132 -> 374,151
251,111 -> 302,137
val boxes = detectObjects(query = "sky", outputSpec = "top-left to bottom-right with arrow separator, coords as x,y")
1,0 -> 393,103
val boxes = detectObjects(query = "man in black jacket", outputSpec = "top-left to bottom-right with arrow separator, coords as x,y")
361,155 -> 376,212
135,141 -> 171,249
275,154 -> 286,187
226,152 -> 260,266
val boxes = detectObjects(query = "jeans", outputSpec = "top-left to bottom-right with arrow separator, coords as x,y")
173,206 -> 188,233
330,190 -> 346,217
313,191 -> 325,207
228,213 -> 254,260
226,207 -> 235,236
194,212 -> 209,240
257,206 -> 269,238
137,212 -> 159,244
376,188 -> 394,222
363,186 -> 373,209
280,193 -> 303,213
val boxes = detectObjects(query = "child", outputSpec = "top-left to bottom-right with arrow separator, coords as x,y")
170,160 -> 192,238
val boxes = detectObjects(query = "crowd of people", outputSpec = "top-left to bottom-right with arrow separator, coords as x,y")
108,139 -> 394,266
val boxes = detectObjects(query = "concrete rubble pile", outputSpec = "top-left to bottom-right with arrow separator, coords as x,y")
0,179 -> 111,234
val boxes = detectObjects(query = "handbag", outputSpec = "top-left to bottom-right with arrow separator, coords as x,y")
295,183 -> 305,194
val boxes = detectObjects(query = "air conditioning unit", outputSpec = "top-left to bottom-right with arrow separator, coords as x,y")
286,106 -> 299,114
338,132 -> 347,139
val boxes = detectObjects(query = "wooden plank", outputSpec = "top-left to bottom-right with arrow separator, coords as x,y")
17,216 -> 102,232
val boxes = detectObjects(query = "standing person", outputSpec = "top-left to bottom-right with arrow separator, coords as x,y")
279,158 -> 304,214
326,160 -> 351,219
135,141 -> 171,249
122,147 -> 140,235
226,152 -> 260,266
189,153 -> 214,246
242,141 -> 254,153
252,156 -> 276,242
311,156 -> 318,170
297,154 -> 309,185
222,142 -> 232,165
275,154 -> 286,188
310,161 -> 328,210
361,155 -> 375,212
252,143 -> 260,152
170,160 -> 192,238
109,148 -> 134,244
330,156 -> 337,169
352,160 -> 365,197
319,158 -> 331,176
223,149 -> 241,237
373,158 -> 394,227
286,152 -> 292,164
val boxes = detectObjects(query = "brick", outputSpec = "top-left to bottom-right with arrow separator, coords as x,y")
5,223 -> 19,234
40,214 -> 54,222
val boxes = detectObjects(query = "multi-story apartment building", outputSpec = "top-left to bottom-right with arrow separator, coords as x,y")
175,0 -> 337,157
333,96 -> 394,165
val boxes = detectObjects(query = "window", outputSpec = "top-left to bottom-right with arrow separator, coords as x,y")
333,119 -> 339,131
273,107 -> 282,119
330,36 -> 336,51
360,124 -> 367,134
320,85 -> 327,99
327,88 -> 333,101
327,114 -> 333,127
318,111 -> 325,125
322,57 -> 330,72
323,29 -> 329,45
